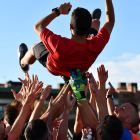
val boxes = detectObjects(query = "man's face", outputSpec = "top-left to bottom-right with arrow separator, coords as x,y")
114,103 -> 134,122
94,120 -> 104,140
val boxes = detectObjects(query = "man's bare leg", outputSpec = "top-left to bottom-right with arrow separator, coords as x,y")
21,43 -> 37,66
18,43 -> 37,73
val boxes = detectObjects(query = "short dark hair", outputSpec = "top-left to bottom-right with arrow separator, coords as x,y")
102,115 -> 124,140
70,7 -> 92,36
130,103 -> 138,112
25,119 -> 51,140
4,100 -> 21,126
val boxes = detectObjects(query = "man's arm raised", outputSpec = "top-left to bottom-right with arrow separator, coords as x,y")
34,2 -> 72,37
102,0 -> 115,35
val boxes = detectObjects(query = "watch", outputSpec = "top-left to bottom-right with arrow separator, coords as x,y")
106,95 -> 114,100
52,7 -> 60,16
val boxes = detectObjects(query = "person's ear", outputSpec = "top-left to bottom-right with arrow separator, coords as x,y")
70,24 -> 73,30
97,129 -> 102,140
131,125 -> 139,132
97,129 -> 102,135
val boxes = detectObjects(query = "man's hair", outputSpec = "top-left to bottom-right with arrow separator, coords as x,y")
70,7 -> 92,36
25,119 -> 51,140
4,100 -> 21,126
101,115 -> 124,140
129,103 -> 139,128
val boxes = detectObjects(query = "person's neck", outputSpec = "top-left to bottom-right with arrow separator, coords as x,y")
71,34 -> 87,44
122,122 -> 132,130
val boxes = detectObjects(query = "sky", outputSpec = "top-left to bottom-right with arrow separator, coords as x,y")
0,0 -> 140,89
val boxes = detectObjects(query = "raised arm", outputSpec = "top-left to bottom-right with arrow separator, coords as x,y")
69,69 -> 98,134
106,82 -> 115,115
57,92 -> 76,140
8,83 -> 42,140
29,85 -> 51,122
88,73 -> 108,122
34,2 -> 72,37
97,64 -> 108,107
102,0 -> 115,34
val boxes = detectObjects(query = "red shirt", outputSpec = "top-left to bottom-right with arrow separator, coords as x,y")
40,28 -> 110,77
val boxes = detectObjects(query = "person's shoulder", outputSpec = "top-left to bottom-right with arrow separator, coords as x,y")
120,128 -> 133,140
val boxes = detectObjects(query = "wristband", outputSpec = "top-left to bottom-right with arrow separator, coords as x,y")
74,91 -> 86,101
106,94 -> 114,100
52,7 -> 60,16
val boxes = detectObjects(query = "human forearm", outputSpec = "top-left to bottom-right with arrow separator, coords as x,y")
95,91 -> 108,121
34,11 -> 58,37
8,103 -> 30,140
89,93 -> 96,110
77,100 -> 98,134
106,82 -> 115,115
107,98 -> 115,115
105,0 -> 115,22
74,108 -> 83,135
99,82 -> 107,107
29,98 -> 45,122
57,111 -> 69,140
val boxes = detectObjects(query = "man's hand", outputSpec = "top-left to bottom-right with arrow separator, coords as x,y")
65,91 -> 76,113
40,85 -> 51,100
25,83 -> 42,106
69,68 -> 87,101
18,72 -> 30,86
82,127 -> 92,140
88,73 -> 99,95
11,85 -> 25,101
107,82 -> 115,95
58,2 -> 72,15
97,65 -> 108,83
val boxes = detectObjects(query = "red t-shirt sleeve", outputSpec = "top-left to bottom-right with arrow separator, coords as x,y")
90,28 -> 110,53
40,28 -> 61,54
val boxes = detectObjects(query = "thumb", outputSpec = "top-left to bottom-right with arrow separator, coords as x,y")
11,89 -> 17,99
18,77 -> 24,83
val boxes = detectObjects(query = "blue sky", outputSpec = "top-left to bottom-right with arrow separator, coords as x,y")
0,0 -> 140,89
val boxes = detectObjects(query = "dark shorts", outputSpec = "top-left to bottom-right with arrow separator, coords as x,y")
33,28 -> 98,68
86,28 -> 98,38
33,42 -> 49,68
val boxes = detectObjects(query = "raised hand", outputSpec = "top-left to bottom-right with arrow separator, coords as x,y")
32,74 -> 39,84
69,68 -> 87,101
11,85 -> 24,101
88,73 -> 99,95
40,85 -> 51,100
82,127 -> 92,140
58,2 -> 72,15
18,72 -> 30,86
97,65 -> 108,83
52,118 -> 62,129
107,82 -> 115,95
65,91 -> 76,113
25,83 -> 42,106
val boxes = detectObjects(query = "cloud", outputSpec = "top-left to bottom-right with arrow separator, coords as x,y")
89,53 -> 140,90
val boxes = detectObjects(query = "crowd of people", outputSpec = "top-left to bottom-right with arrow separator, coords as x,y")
1,0 -> 140,139
1,65 -> 139,140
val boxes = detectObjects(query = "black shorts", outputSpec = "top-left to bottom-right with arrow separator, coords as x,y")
33,42 -> 49,68
86,28 -> 98,38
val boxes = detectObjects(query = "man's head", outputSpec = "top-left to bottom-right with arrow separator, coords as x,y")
25,119 -> 52,140
4,100 -> 22,126
96,115 -> 124,140
70,7 -> 92,36
114,103 -> 139,129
